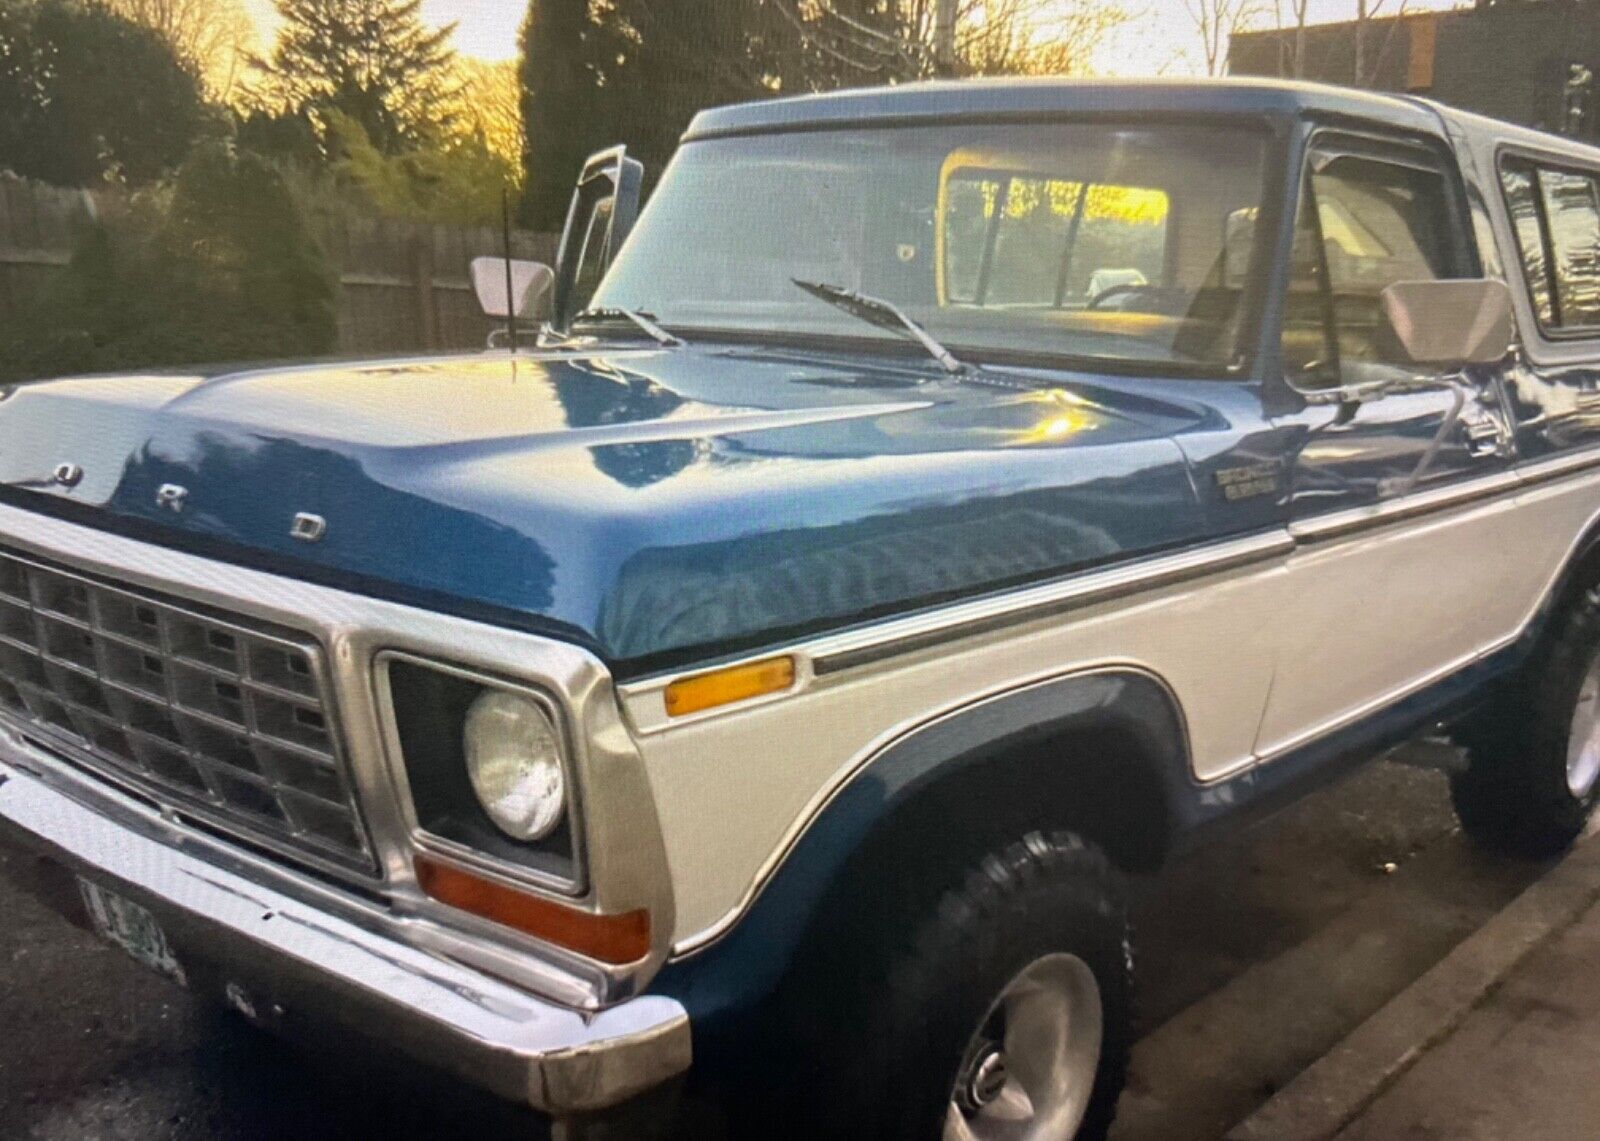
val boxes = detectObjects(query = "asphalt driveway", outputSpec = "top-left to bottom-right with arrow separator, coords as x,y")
0,757 -> 1532,1141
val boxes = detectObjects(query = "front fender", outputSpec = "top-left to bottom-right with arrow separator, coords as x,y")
649,666 -> 1189,1026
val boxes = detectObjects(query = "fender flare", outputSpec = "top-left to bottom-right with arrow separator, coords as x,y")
649,666 -> 1190,1025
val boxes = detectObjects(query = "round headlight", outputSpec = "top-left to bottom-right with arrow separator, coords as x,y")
463,690 -> 566,842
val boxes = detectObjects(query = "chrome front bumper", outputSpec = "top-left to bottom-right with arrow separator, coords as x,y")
0,729 -> 692,1116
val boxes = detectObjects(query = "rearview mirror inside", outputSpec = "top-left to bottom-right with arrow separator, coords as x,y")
471,257 -> 554,321
1376,279 -> 1514,370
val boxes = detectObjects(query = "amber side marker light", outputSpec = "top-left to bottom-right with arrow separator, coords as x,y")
414,857 -> 651,966
663,655 -> 797,718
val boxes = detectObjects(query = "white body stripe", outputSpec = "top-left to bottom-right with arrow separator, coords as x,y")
627,461 -> 1600,954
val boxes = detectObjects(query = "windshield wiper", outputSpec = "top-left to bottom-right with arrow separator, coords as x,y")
573,307 -> 684,347
791,279 -> 967,375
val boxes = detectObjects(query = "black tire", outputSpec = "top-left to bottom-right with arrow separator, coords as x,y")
799,831 -> 1133,1141
1452,583 -> 1600,859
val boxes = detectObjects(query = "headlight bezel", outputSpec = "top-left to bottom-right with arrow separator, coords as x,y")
377,651 -> 586,896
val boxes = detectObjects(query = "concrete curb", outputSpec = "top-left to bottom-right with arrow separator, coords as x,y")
1226,830 -> 1600,1141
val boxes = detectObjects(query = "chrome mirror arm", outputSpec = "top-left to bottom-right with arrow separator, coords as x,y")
1379,375 -> 1471,498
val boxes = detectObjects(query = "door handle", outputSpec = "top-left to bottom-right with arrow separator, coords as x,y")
1461,410 -> 1512,458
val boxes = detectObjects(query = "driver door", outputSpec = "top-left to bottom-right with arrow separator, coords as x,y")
1254,133 -> 1520,757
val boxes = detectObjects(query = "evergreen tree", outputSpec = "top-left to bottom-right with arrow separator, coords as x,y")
519,0 -> 598,229
519,0 -> 790,228
250,0 -> 459,155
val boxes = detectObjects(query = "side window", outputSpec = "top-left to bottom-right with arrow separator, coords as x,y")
571,196 -> 616,315
1538,167 -> 1600,329
940,170 -> 1169,308
1500,161 -> 1556,325
1498,158 -> 1600,334
1281,148 -> 1465,387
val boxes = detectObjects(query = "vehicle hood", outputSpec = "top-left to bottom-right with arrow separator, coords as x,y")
0,346 -> 1237,675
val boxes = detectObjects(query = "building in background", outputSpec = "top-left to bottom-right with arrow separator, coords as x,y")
1230,0 -> 1600,140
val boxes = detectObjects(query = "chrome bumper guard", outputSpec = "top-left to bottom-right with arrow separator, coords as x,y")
0,729 -> 691,1116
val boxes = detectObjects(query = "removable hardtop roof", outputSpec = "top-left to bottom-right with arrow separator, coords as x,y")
684,77 -> 1447,141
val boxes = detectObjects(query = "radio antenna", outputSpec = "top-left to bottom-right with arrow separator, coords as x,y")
501,187 -> 519,355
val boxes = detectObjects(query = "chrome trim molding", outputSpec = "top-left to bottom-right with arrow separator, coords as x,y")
0,500 -> 674,1007
1515,444 -> 1600,487
620,531 -> 1294,735
1289,469 -> 1523,543
807,532 -> 1296,674
0,740 -> 690,1114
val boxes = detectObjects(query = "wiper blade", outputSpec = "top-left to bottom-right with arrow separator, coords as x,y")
791,279 -> 966,375
573,307 -> 684,347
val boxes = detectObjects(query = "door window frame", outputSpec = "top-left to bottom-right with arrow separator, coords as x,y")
1275,126 -> 1482,396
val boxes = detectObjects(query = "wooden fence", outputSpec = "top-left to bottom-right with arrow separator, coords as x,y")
0,176 -> 559,358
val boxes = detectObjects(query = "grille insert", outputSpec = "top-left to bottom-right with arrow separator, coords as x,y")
0,550 -> 374,875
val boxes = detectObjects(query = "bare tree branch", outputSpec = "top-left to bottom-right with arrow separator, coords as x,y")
1181,0 -> 1267,76
100,0 -> 256,98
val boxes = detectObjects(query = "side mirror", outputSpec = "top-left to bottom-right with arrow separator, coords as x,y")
1376,279 -> 1515,370
552,146 -> 644,331
471,257 -> 554,321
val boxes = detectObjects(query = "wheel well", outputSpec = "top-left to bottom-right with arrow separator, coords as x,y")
1554,531 -> 1600,627
794,719 -> 1173,974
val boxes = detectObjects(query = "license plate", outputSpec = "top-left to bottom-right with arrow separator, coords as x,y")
78,878 -> 187,987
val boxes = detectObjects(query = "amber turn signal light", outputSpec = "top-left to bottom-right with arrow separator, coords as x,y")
414,856 -> 651,965
663,655 -> 797,717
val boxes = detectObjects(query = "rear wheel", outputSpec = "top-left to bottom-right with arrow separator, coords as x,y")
1452,584 -> 1600,858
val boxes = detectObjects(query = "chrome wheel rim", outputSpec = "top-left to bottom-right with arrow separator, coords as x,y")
944,953 -> 1103,1141
1569,650 -> 1600,799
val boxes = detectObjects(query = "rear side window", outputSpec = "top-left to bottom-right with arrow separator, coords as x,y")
941,171 -> 1170,307
1499,156 -> 1600,333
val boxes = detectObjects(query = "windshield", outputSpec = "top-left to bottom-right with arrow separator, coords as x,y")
592,121 -> 1273,371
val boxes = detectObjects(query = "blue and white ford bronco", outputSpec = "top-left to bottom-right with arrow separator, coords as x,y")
3,77 -> 1600,1140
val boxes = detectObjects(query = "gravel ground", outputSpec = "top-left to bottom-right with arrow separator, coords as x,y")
0,758 -> 1496,1141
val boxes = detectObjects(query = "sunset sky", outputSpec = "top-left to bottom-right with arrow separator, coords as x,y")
241,0 -> 1468,76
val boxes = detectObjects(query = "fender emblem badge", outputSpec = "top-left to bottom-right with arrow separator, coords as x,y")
52,463 -> 83,488
290,513 -> 327,543
156,484 -> 188,513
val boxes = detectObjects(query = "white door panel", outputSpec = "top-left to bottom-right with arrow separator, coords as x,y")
1256,488 -> 1531,755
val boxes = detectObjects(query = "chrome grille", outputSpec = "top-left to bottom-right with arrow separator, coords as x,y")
0,549 -> 374,875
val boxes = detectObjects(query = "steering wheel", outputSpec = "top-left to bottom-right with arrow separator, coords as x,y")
1085,283 -> 1167,311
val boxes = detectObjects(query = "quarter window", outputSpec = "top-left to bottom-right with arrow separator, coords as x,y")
1539,168 -> 1600,328
1499,157 -> 1600,333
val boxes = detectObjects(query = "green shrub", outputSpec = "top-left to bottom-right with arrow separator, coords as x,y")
0,145 -> 337,381
0,0 -> 215,187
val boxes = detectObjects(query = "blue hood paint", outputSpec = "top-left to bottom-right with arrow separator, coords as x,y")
0,345 -> 1263,675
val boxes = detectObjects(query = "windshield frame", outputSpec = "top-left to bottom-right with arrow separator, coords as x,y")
592,110 -> 1295,380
